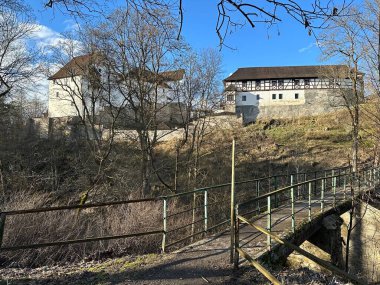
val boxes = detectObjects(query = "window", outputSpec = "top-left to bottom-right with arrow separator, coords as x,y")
295,93 -> 299,99
227,95 -> 234,101
256,94 -> 260,100
255,80 -> 261,87
242,81 -> 247,88
242,95 -> 247,101
271,80 -> 277,87
304,79 -> 310,86
279,94 -> 283,99
278,80 -> 284,88
272,94 -> 276,100
56,91 -> 59,97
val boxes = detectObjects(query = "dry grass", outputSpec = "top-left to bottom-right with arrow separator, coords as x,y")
0,191 -> 162,267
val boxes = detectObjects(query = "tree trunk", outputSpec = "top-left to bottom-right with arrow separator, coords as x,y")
141,151 -> 151,197
351,106 -> 359,173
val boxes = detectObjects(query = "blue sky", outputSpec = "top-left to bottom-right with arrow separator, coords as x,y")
30,0 -> 330,79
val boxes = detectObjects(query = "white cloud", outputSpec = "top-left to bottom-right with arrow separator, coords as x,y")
30,24 -> 64,49
298,41 -> 323,53
63,19 -> 81,32
29,24 -> 83,54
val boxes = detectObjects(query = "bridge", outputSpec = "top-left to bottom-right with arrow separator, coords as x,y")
0,163 -> 379,284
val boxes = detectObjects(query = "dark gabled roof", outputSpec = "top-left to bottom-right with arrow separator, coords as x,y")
160,69 -> 185,81
224,65 -> 357,81
48,54 -> 99,80
50,54 -> 185,83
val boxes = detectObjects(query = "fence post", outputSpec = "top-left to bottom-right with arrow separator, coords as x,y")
308,182 -> 312,222
333,176 -> 337,207
204,190 -> 208,233
321,178 -> 325,213
290,174 -> 294,198
0,212 -> 5,249
291,185 -> 295,233
230,138 -> 236,264
234,205 -> 240,269
267,196 -> 272,249
161,198 -> 167,253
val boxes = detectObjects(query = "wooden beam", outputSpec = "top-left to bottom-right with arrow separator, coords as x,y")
237,247 -> 281,285
237,215 -> 365,285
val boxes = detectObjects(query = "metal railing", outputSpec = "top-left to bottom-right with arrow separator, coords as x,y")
232,167 -> 380,283
0,165 -> 353,260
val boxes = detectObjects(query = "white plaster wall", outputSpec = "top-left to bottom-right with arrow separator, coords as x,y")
235,89 -> 305,107
48,76 -> 84,118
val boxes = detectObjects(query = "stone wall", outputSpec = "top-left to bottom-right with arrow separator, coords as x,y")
235,89 -> 347,124
340,202 -> 380,283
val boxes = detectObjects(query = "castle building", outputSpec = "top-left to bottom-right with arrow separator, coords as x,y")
223,65 -> 363,123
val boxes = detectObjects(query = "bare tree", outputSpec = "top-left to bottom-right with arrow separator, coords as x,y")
319,10 -> 365,172
85,7 -> 186,197
48,36 -> 127,202
0,4 -> 38,98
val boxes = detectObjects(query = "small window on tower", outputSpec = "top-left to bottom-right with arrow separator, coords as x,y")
242,95 -> 247,101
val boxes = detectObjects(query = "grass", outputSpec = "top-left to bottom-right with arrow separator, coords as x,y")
86,254 -> 160,273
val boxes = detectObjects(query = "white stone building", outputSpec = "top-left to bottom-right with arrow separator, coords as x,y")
48,54 -> 185,120
223,65 -> 362,123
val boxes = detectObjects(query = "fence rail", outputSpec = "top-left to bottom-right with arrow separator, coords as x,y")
0,164 -> 357,261
233,167 -> 379,285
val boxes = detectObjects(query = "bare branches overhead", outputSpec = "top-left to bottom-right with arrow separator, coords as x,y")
42,0 -> 351,47
215,0 -> 352,46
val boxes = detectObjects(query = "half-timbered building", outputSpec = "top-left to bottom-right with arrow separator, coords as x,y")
223,65 -> 362,123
